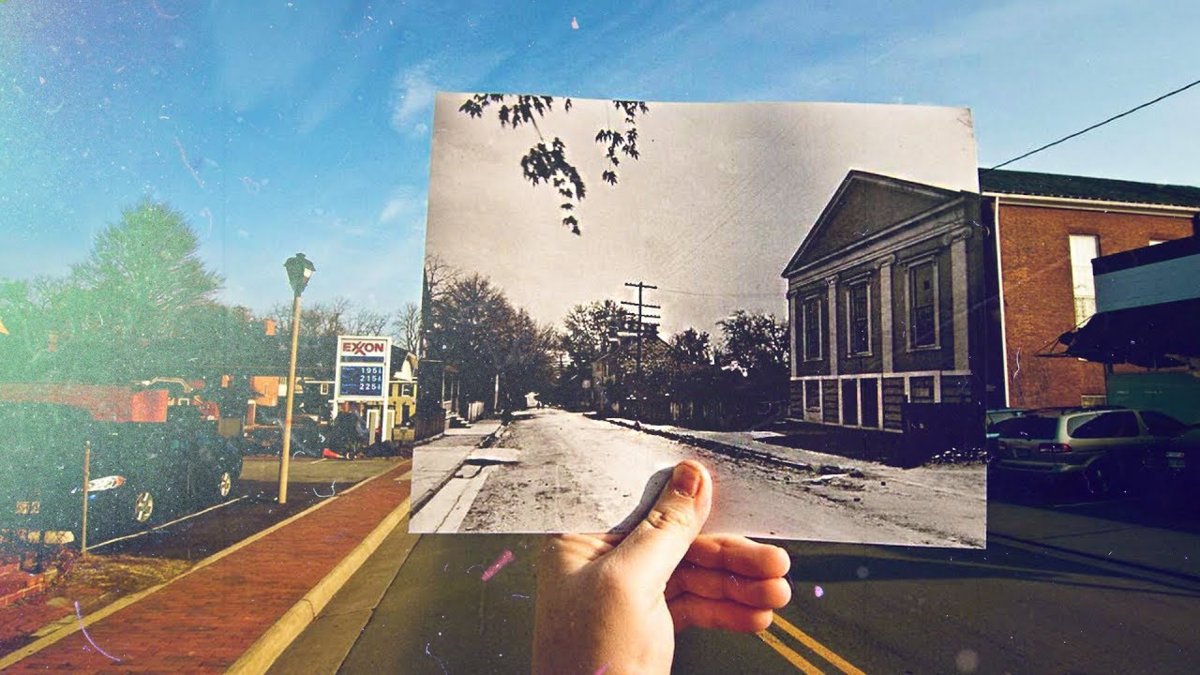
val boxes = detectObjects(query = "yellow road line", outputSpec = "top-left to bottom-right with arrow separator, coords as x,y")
757,629 -> 826,674
772,613 -> 867,675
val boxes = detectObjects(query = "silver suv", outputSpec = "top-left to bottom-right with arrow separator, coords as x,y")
991,407 -> 1188,496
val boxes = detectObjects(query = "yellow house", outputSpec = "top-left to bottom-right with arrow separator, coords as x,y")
388,351 -> 419,442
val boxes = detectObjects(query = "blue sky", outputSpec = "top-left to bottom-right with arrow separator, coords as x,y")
2,0 -> 1198,319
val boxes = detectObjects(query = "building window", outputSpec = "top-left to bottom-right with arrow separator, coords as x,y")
909,260 -> 938,348
847,283 -> 870,356
802,296 -> 823,360
1069,234 -> 1099,325
320,382 -> 330,395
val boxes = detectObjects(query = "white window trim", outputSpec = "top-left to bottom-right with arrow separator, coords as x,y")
1069,234 -> 1100,327
906,258 -> 941,351
802,294 -> 824,362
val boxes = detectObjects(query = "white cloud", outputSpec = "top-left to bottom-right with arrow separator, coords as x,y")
378,185 -> 426,228
389,62 -> 437,134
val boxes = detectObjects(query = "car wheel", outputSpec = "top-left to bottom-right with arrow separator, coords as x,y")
1083,464 -> 1111,497
217,471 -> 233,499
133,490 -> 155,523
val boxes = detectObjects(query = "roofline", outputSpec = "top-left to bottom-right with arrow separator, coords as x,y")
981,191 -> 1200,216
781,170 -> 969,278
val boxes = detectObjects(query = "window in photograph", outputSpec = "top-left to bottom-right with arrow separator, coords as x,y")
847,283 -> 870,356
802,295 -> 823,360
1069,234 -> 1100,325
909,260 -> 938,348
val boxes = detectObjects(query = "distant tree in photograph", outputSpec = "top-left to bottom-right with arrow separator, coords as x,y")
716,310 -> 789,380
459,94 -> 649,234
424,272 -> 554,413
670,327 -> 713,365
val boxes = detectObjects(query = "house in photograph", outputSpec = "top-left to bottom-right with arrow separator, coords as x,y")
591,329 -> 681,421
980,169 -> 1200,410
1049,234 -> 1200,423
782,170 -> 990,448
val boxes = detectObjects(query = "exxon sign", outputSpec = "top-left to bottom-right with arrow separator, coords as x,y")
341,339 -> 388,356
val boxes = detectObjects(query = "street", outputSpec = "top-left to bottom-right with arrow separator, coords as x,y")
413,408 -> 985,548
279,495 -> 1200,675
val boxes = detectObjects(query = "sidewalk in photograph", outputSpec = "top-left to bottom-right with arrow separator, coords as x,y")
409,419 -> 505,512
0,460 -> 412,673
603,416 -> 981,497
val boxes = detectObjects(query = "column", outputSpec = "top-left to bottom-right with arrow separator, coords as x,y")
877,255 -> 895,374
826,275 -> 839,377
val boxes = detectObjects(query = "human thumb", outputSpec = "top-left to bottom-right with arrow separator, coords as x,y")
612,460 -> 712,583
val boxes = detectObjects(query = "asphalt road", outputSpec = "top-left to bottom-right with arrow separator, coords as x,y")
283,497 -> 1200,675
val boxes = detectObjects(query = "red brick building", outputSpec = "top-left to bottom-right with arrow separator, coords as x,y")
980,170 -> 1200,409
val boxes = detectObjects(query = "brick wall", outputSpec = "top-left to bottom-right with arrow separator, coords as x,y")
996,201 -> 1193,409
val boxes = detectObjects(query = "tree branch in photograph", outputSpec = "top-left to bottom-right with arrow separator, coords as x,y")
459,94 -> 649,235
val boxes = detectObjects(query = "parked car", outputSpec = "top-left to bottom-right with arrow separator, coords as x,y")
990,407 -> 1189,497
1,402 -> 243,545
1143,425 -> 1200,512
241,418 -> 328,457
985,408 -> 1028,460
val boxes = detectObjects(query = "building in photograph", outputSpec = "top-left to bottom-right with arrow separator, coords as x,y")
782,170 -> 990,443
981,170 -> 1200,410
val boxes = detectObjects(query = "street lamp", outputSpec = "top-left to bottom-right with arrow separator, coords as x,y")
279,253 -> 314,504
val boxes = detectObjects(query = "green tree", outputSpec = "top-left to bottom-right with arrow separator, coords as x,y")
68,200 -> 223,341
459,94 -> 648,234
9,201 -> 226,382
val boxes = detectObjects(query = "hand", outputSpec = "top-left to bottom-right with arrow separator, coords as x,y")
533,460 -> 792,675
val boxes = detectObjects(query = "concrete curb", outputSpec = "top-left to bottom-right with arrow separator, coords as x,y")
0,460 -> 408,672
409,422 -> 507,517
601,417 -> 823,474
226,496 -> 413,675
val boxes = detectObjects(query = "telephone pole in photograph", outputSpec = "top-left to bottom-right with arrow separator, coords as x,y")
622,281 -> 659,430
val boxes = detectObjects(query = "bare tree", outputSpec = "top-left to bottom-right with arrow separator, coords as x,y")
393,301 -> 421,353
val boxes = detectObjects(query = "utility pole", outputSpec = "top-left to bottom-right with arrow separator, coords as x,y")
622,281 -> 659,430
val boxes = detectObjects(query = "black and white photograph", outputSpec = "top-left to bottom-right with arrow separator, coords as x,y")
411,93 -> 988,546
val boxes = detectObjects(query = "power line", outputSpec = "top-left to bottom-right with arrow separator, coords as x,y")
985,76 -> 1200,172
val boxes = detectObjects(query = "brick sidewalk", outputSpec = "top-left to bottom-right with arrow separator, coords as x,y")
1,460 -> 412,673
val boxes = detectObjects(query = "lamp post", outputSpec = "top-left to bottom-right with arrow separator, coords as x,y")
279,252 -> 314,505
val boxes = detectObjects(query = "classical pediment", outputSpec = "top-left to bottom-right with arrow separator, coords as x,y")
783,171 -> 962,277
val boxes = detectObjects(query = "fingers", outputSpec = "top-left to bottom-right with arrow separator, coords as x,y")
665,565 -> 792,609
668,594 -> 776,634
684,534 -> 792,579
611,460 -> 713,583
